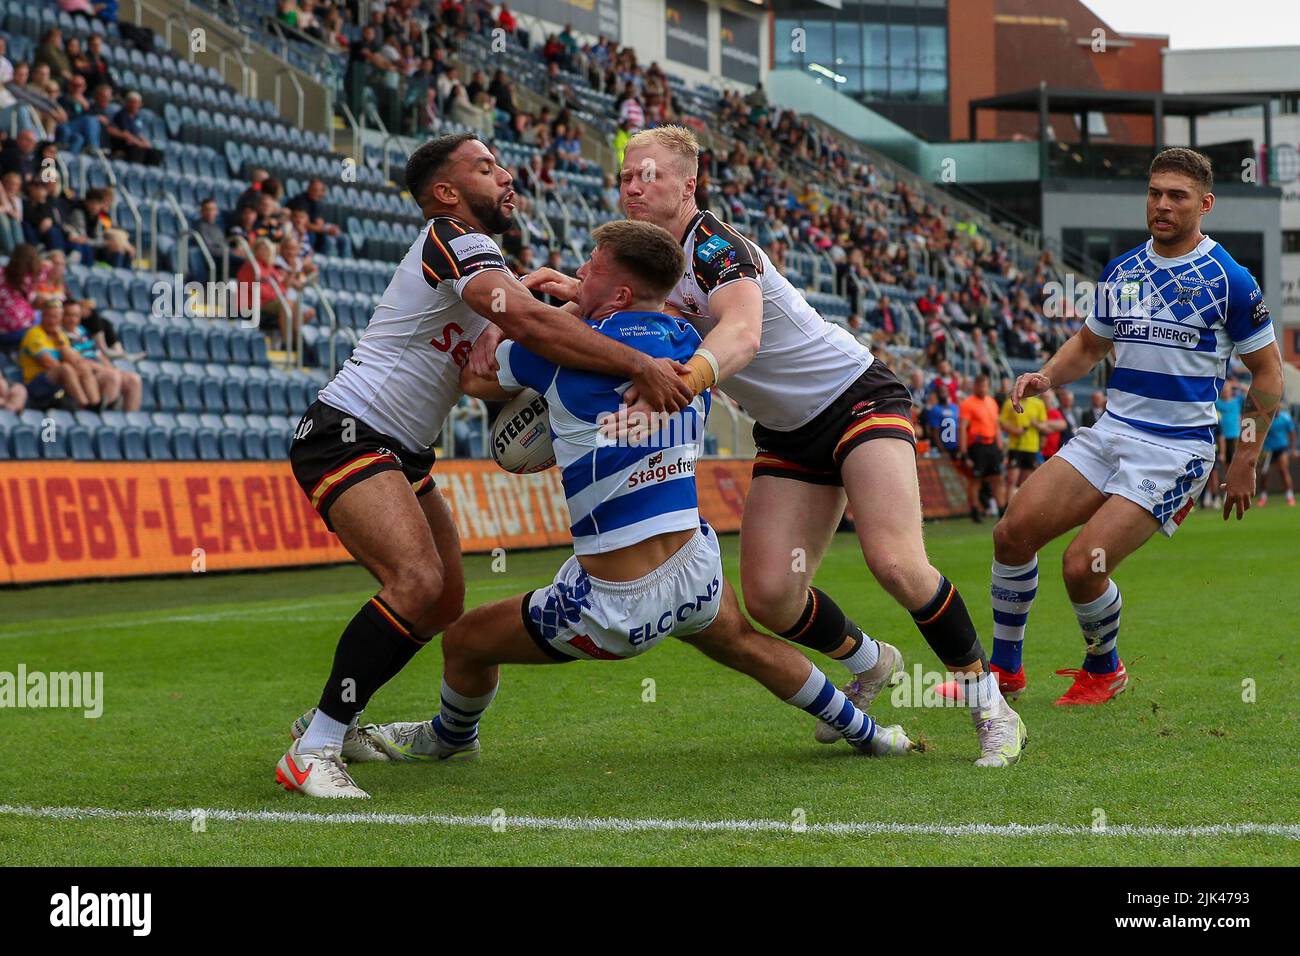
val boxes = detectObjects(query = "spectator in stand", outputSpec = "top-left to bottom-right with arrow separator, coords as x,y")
22,177 -> 68,251
36,28 -> 75,85
0,170 -> 23,253
1080,389 -> 1106,429
932,359 -> 960,403
509,245 -> 536,280
193,197 -> 226,276
0,36 -> 13,85
440,0 -> 466,30
8,62 -> 68,138
0,129 -> 38,181
448,83 -> 491,136
79,34 -> 114,93
1054,387 -> 1078,448
235,168 -> 270,214
0,243 -> 46,348
237,237 -> 295,347
0,362 -> 25,410
107,91 -> 161,165
19,298 -> 98,409
61,297 -> 141,410
497,2 -> 518,40
253,191 -> 288,244
56,73 -> 102,155
65,186 -> 121,266
616,82 -> 644,131
226,203 -> 260,273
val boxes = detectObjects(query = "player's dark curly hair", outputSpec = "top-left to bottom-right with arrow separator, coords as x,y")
1149,147 -> 1213,194
404,132 -> 478,206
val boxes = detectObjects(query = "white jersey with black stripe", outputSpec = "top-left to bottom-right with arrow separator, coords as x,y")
667,210 -> 872,431
318,215 -> 508,452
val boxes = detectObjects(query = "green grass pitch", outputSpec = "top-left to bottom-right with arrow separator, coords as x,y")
1,505 -> 1296,866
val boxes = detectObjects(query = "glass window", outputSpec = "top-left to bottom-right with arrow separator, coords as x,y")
803,20 -> 833,69
840,67 -> 864,95
865,68 -> 889,99
919,70 -> 946,103
890,68 -> 918,99
775,19 -> 803,66
864,22 -> 889,69
889,23 -> 917,69
834,21 -> 863,68
918,25 -> 946,71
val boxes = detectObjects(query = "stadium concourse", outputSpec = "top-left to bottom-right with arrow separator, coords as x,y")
2,1 -> 1118,472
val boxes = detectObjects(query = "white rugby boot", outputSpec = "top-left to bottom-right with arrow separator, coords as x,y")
973,702 -> 1027,768
850,722 -> 914,756
364,719 -> 481,762
814,640 -> 905,744
291,707 -> 391,763
275,740 -> 370,798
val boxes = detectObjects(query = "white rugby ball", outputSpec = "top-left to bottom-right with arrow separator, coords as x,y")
491,389 -> 556,474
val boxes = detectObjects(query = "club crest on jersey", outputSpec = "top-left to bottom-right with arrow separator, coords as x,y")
697,235 -> 733,263
851,400 -> 878,417
1172,284 -> 1202,305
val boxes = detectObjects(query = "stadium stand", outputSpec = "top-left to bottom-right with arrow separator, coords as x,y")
0,0 -> 1113,466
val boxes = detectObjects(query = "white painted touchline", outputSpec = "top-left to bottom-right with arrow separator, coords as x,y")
1,805 -> 1296,839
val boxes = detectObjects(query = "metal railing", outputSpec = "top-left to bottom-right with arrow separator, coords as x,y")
149,188 -> 190,275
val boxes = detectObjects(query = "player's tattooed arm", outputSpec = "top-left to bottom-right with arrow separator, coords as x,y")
1222,341 -> 1284,521
1012,326 -> 1112,412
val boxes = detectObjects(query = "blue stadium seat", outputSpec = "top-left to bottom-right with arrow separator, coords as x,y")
287,379 -> 313,415
245,378 -> 268,413
265,379 -> 290,416
222,379 -> 247,413
171,427 -> 197,460
178,376 -> 204,412
206,326 -> 231,363
10,425 -> 38,459
200,378 -> 225,413
195,428 -> 221,461
218,429 -> 243,459
185,327 -> 209,362
94,427 -> 123,460
67,425 -> 94,461
241,430 -> 266,460
164,326 -> 188,360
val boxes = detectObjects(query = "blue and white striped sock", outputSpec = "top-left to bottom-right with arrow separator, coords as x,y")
431,678 -> 497,748
990,557 -> 1037,671
785,665 -> 876,748
1073,580 -> 1122,674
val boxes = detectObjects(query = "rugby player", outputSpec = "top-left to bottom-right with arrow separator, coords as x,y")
983,148 -> 1284,705
277,135 -> 694,798
512,126 -> 1024,767
365,221 -> 913,771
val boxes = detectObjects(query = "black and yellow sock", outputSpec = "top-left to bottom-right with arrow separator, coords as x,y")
316,596 -> 429,723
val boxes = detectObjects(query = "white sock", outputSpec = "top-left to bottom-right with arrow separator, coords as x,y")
960,671 -> 1005,713
839,634 -> 880,676
299,709 -> 349,753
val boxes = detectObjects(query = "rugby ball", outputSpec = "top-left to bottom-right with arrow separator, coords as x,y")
491,389 -> 556,474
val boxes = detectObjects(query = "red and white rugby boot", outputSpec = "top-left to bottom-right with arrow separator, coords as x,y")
936,662 -> 1026,702
276,740 -> 370,798
1053,660 -> 1129,706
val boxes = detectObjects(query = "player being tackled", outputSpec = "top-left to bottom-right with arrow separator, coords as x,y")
366,221 -> 913,772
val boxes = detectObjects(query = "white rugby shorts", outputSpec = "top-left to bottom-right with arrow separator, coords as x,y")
1055,423 -> 1213,537
523,523 -> 724,660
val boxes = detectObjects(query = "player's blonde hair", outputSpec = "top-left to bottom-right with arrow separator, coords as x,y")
624,125 -> 699,178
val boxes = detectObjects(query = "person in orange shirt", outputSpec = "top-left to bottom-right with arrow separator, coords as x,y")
959,373 -> 1005,521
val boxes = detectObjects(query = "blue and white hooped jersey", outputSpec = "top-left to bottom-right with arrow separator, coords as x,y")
496,311 -> 711,555
1087,236 -> 1275,449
